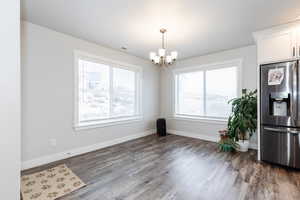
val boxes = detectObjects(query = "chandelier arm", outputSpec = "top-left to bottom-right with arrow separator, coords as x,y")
162,31 -> 164,49
165,31 -> 167,50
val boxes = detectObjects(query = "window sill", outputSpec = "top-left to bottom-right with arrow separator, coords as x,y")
171,114 -> 228,125
74,116 -> 143,131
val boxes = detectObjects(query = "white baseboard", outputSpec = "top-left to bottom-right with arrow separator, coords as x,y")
22,129 -> 155,170
22,129 -> 258,170
168,129 -> 258,150
249,143 -> 258,150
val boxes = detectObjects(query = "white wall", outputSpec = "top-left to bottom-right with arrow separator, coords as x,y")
0,0 -> 21,199
21,22 -> 160,164
21,20 -> 258,170
160,45 -> 258,147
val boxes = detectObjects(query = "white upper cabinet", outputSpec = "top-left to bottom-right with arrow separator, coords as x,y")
253,22 -> 300,64
257,31 -> 294,64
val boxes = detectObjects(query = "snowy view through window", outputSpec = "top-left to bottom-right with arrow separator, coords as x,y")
177,66 -> 237,118
206,67 -> 237,117
112,68 -> 135,116
178,71 -> 204,116
78,59 -> 136,122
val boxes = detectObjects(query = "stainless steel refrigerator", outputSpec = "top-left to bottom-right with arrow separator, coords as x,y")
260,60 -> 300,169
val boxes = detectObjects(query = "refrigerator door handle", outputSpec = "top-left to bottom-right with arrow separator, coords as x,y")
291,62 -> 299,123
264,127 -> 300,135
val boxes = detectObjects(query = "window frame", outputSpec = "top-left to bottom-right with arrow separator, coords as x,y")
74,50 -> 143,130
172,59 -> 242,122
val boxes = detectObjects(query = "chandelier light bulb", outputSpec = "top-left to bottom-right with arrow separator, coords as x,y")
158,48 -> 166,57
166,55 -> 172,64
171,51 -> 178,60
154,56 -> 160,64
149,52 -> 156,60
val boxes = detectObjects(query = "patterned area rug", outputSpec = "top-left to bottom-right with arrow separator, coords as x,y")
21,164 -> 86,200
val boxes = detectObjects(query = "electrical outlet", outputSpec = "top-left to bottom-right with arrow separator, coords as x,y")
50,139 -> 57,146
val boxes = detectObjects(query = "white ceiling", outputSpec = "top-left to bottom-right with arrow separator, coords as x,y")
22,0 -> 300,60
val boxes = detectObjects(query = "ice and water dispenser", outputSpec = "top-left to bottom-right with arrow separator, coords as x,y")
269,93 -> 290,117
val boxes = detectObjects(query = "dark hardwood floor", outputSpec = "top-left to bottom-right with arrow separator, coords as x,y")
22,134 -> 300,200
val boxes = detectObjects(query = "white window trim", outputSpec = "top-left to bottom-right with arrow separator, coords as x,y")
172,59 -> 243,122
73,50 -> 143,130
171,115 -> 228,125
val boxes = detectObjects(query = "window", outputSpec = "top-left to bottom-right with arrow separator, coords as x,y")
174,60 -> 241,120
74,51 -> 142,129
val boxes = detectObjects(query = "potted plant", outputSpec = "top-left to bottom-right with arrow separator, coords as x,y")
218,129 -> 237,152
227,89 -> 257,152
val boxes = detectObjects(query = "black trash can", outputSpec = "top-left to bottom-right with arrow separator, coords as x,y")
156,118 -> 166,137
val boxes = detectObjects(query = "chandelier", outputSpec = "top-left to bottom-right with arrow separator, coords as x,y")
149,28 -> 178,66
